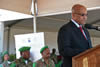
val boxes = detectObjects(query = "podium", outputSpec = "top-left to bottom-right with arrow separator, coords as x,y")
72,44 -> 100,67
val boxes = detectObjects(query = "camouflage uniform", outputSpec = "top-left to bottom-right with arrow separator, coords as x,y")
33,58 -> 55,67
0,64 -> 3,67
10,57 -> 33,67
2,61 -> 11,67
50,53 -> 58,64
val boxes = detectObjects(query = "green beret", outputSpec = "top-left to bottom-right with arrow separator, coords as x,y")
2,51 -> 8,58
19,46 -> 31,52
40,46 -> 48,53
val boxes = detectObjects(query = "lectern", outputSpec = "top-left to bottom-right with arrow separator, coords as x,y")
72,44 -> 100,67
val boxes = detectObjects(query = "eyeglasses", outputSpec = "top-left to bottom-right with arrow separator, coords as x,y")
75,13 -> 88,16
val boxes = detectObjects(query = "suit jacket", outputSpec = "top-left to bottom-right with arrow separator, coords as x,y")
57,21 -> 92,67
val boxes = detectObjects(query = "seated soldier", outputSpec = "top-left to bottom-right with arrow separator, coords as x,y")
10,46 -> 33,67
1,51 -> 11,67
33,46 -> 55,67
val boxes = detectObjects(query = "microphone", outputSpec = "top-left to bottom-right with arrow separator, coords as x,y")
84,24 -> 100,31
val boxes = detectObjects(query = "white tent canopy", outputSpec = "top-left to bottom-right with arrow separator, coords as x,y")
0,9 -> 33,22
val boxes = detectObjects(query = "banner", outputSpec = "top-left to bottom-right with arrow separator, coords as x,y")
15,32 -> 45,62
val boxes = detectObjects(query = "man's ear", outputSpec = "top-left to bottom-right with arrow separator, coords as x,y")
20,52 -> 24,57
72,13 -> 75,17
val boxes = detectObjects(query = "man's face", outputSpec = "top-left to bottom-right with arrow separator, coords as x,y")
72,8 -> 87,25
4,54 -> 9,61
21,51 -> 30,59
42,48 -> 50,58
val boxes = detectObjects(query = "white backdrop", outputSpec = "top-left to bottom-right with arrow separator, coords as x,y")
14,32 -> 45,62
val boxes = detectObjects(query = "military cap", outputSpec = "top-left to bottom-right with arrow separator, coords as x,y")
2,51 -> 8,58
40,46 -> 48,53
19,46 -> 31,52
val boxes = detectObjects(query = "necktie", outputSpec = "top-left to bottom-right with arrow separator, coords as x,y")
79,26 -> 87,40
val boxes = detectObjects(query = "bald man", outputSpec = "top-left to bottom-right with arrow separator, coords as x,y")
58,4 -> 92,67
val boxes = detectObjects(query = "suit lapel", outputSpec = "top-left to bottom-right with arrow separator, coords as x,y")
82,27 -> 89,40
70,21 -> 88,41
83,27 -> 92,48
69,21 -> 92,48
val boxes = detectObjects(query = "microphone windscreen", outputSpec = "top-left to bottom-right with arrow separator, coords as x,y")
85,24 -> 97,29
84,24 -> 92,29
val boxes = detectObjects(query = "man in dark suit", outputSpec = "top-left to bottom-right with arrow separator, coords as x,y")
57,4 -> 92,67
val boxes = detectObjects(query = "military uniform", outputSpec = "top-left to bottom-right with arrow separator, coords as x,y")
0,64 -> 3,67
2,61 -> 11,67
50,53 -> 58,64
11,57 -> 33,67
10,46 -> 33,67
33,58 -> 55,67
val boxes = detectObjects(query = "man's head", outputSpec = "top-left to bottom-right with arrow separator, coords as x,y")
2,51 -> 9,61
52,48 -> 56,54
72,4 -> 87,25
19,46 -> 31,60
40,46 -> 50,59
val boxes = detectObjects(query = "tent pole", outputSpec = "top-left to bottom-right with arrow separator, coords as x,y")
33,0 -> 37,33
0,22 -> 4,52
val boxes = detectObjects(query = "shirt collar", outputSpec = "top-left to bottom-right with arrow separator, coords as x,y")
71,19 -> 80,28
